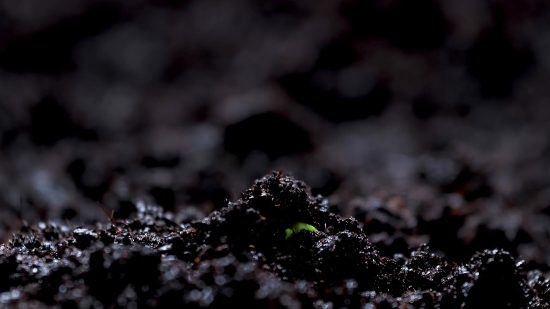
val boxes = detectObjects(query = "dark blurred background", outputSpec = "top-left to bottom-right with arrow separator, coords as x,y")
1,0 -> 550,270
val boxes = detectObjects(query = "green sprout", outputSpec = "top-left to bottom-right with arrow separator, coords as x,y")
285,222 -> 319,239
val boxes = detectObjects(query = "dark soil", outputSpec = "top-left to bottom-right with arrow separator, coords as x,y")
1,172 -> 548,309
2,0 -> 550,308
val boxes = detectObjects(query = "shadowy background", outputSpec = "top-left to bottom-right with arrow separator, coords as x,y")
1,0 -> 550,271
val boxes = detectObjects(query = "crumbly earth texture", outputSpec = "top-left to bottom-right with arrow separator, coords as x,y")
1,172 -> 549,308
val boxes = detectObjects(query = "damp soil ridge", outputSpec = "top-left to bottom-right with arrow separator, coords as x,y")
1,171 -> 549,308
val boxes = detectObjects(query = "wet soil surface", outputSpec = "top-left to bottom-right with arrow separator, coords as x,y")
3,0 -> 550,308
1,172 -> 550,308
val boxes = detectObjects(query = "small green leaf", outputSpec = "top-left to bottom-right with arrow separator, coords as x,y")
292,222 -> 318,234
285,222 -> 318,239
285,228 -> 293,239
